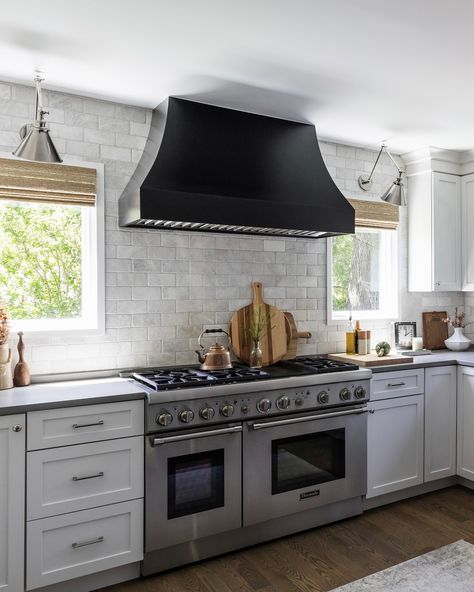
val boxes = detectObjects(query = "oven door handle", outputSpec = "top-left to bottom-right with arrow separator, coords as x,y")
250,406 -> 369,430
152,425 -> 242,446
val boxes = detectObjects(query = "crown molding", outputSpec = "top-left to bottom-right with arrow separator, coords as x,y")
402,146 -> 474,176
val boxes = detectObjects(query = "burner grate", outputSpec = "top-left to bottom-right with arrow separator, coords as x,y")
132,365 -> 271,391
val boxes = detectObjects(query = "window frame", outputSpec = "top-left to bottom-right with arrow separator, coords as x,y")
0,153 -> 105,336
326,227 -> 399,324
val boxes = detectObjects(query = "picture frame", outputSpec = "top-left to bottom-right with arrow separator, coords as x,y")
394,321 -> 417,350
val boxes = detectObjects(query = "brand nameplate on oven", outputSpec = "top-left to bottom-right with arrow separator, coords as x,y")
300,489 -> 320,500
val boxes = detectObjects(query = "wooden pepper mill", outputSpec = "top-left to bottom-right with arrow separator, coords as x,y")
13,332 -> 30,387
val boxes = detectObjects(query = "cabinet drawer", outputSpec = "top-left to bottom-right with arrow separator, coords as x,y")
27,436 -> 144,520
371,369 -> 424,400
28,400 -> 144,450
26,499 -> 143,590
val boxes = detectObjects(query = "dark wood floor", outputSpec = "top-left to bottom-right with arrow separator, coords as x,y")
103,486 -> 474,592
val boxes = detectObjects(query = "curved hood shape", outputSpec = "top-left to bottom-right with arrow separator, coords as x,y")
119,97 -> 354,238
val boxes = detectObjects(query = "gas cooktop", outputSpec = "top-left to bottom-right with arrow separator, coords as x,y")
128,356 -> 359,392
131,365 -> 270,392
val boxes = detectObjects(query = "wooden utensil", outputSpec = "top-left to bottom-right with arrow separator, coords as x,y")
283,312 -> 312,360
229,282 -> 287,366
13,332 -> 30,387
422,311 -> 448,350
328,352 -> 413,367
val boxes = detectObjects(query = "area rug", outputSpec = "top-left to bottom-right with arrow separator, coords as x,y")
331,540 -> 474,591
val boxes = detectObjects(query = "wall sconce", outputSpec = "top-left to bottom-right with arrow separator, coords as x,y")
358,143 -> 405,206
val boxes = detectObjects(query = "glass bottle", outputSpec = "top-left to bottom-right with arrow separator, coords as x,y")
345,315 -> 356,354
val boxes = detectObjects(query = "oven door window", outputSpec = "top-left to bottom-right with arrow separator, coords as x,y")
272,429 -> 345,494
168,449 -> 225,519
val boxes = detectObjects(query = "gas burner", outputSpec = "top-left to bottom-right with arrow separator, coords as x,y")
279,356 -> 359,373
132,364 -> 271,391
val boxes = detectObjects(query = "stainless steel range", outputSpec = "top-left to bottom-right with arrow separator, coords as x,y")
125,356 -> 371,575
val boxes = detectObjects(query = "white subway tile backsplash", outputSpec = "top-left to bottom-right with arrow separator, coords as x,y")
1,79 -> 465,374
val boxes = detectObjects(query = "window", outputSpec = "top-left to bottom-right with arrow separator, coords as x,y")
328,227 -> 398,321
0,157 -> 104,333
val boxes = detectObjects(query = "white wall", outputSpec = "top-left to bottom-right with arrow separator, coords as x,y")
0,80 -> 464,376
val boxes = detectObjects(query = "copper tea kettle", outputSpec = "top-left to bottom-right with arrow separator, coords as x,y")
195,329 -> 233,371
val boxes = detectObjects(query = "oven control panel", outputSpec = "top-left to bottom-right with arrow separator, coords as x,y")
147,379 -> 370,432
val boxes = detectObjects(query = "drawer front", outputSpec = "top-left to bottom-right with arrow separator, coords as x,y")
27,436 -> 144,520
26,499 -> 143,590
28,400 -> 144,450
371,369 -> 424,401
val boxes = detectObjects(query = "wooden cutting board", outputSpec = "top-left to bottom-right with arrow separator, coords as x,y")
229,283 -> 287,366
422,311 -> 448,350
282,312 -> 312,360
328,352 -> 414,367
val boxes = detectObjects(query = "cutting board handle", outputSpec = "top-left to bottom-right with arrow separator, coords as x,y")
252,282 -> 264,305
298,331 -> 312,339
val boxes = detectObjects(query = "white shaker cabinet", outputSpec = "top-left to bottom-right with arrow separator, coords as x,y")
0,414 -> 25,592
367,395 -> 424,498
457,365 -> 474,480
408,172 -> 462,291
462,173 -> 474,290
424,366 -> 457,481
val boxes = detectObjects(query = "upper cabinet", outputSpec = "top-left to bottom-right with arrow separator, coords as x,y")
462,173 -> 474,290
408,172 -> 462,292
406,147 -> 474,292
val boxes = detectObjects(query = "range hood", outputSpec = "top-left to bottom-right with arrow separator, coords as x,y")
119,97 -> 354,238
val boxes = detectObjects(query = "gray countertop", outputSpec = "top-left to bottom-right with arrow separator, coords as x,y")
0,377 -> 146,415
369,349 -> 474,372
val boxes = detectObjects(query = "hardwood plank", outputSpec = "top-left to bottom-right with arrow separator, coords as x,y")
101,486 -> 474,592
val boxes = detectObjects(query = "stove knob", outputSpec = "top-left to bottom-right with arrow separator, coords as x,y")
241,404 -> 249,414
276,396 -> 290,410
156,412 -> 173,427
178,409 -> 194,423
354,386 -> 367,399
257,398 -> 272,413
220,404 -> 234,418
318,391 -> 329,404
339,388 -> 351,401
199,407 -> 215,421
295,398 -> 303,407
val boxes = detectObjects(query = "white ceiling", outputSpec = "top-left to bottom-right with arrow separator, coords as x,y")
1,0 -> 473,153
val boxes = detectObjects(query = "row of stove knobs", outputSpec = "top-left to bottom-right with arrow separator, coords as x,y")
156,386 -> 367,425
156,404 -> 234,426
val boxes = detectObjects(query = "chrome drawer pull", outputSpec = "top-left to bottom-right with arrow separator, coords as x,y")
72,536 -> 104,549
72,420 -> 104,429
387,382 -> 406,387
72,471 -> 104,482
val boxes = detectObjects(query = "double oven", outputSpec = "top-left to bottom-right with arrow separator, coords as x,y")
145,401 -> 368,553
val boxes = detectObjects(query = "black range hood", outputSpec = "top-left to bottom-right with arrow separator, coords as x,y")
119,97 -> 354,238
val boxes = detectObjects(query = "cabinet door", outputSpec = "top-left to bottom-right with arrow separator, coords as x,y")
432,172 -> 462,291
367,395 -> 424,498
0,415 -> 25,592
424,366 -> 456,481
457,366 -> 474,480
462,173 -> 474,290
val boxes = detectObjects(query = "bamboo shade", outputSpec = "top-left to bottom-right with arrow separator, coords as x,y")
0,158 -> 96,207
348,198 -> 399,230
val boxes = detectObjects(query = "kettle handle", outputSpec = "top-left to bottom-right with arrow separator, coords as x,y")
198,328 -> 231,349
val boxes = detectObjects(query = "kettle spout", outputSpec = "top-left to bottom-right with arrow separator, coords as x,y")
195,350 -> 206,364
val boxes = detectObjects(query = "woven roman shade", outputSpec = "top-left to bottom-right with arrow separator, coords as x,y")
0,158 -> 96,207
348,198 -> 399,230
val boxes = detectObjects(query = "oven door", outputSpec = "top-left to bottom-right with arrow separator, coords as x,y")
145,424 -> 242,551
243,406 -> 368,526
